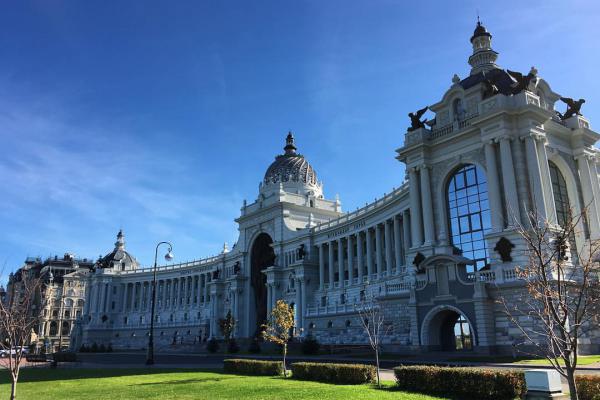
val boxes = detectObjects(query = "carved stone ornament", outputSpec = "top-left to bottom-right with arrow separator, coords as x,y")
494,237 -> 515,262
413,252 -> 425,268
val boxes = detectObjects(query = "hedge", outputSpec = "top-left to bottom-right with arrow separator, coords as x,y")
223,359 -> 284,376
291,362 -> 376,385
52,351 -> 77,362
577,375 -> 600,400
394,365 -> 525,400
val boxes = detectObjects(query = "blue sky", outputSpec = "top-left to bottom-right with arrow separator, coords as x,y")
1,1 -> 599,279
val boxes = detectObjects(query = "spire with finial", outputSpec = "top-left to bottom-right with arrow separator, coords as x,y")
468,18 -> 499,75
284,131 -> 297,155
115,229 -> 125,250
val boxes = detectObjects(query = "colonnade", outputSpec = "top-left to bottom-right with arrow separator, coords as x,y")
316,214 -> 410,290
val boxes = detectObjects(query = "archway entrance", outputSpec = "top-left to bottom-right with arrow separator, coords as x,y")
423,307 -> 474,351
250,233 -> 274,336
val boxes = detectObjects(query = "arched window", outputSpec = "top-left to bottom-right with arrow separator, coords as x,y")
549,162 -> 571,227
447,164 -> 491,271
549,161 -> 580,251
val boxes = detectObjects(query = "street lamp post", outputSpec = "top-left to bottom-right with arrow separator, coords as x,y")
146,241 -> 174,365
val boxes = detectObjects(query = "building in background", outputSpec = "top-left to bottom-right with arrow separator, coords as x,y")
71,22 -> 600,354
6,254 -> 93,352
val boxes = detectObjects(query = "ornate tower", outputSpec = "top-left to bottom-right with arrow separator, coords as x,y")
468,19 -> 499,75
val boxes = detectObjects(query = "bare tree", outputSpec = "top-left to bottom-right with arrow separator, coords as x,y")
355,290 -> 391,388
0,267 -> 44,400
500,207 -> 600,400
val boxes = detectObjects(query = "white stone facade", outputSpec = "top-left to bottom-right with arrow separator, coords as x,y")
76,23 -> 600,354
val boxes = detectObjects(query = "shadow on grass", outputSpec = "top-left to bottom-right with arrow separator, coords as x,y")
133,376 -> 234,386
0,368 -> 222,385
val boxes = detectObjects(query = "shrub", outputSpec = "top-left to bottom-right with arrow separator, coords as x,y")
394,365 -> 525,400
107,344 -> 113,353
90,343 -> 99,353
53,351 -> 77,362
227,339 -> 240,354
99,344 -> 106,353
248,338 -> 261,354
223,359 -> 284,376
207,338 -> 219,353
79,344 -> 87,353
577,375 -> 600,400
291,362 -> 376,385
301,335 -> 320,355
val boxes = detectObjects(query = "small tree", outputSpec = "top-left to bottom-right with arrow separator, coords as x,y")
500,207 -> 600,400
355,291 -> 390,388
218,310 -> 235,344
0,269 -> 43,400
262,299 -> 295,377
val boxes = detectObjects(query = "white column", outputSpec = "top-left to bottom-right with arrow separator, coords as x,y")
393,215 -> 402,270
590,157 -> 600,225
318,244 -> 325,290
524,134 -> 547,220
300,278 -> 306,331
375,224 -> 383,275
409,167 -> 423,246
484,141 -> 503,232
537,137 -> 558,225
267,284 -> 272,315
499,135 -> 521,225
420,165 -> 435,245
356,232 -> 364,282
196,276 -> 202,305
203,276 -> 208,304
577,154 -> 600,238
347,235 -> 354,283
366,228 -> 373,278
295,279 -> 302,330
384,220 -> 393,275
402,210 -> 411,261
337,238 -> 344,287
328,243 -> 335,287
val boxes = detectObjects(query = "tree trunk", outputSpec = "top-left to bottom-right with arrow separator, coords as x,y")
11,379 -> 17,400
566,369 -> 578,400
375,348 -> 381,388
283,343 -> 287,378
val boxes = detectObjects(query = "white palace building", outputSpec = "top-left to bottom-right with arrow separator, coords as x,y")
75,22 -> 600,354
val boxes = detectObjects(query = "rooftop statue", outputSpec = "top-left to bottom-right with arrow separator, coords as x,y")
482,77 -> 499,99
558,97 -> 586,120
507,68 -> 537,94
408,106 -> 429,131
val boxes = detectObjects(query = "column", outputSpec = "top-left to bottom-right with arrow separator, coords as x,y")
484,141 -> 504,232
356,232 -> 364,282
295,279 -> 301,330
402,210 -> 411,256
366,228 -> 373,278
384,220 -> 393,275
523,134 -> 547,220
121,284 -> 128,312
577,154 -> 600,237
346,235 -> 354,283
420,165 -> 435,244
536,138 -> 558,225
375,224 -> 383,275
590,157 -> 600,226
196,276 -> 202,305
267,284 -> 272,314
498,136 -> 521,225
393,215 -> 402,271
203,276 -> 208,304
409,167 -> 423,246
337,238 -> 344,287
300,278 -> 307,332
318,244 -> 325,290
328,242 -> 335,287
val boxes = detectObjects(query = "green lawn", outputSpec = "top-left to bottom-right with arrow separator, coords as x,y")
0,369 -> 446,400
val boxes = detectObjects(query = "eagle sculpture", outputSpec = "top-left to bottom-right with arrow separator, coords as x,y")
558,97 -> 586,120
408,106 -> 429,131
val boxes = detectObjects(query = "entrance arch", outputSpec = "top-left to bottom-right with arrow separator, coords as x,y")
421,305 -> 475,351
249,233 -> 275,336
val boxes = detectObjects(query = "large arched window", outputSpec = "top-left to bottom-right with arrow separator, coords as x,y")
549,162 -> 571,227
548,161 -> 580,252
447,164 -> 491,271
